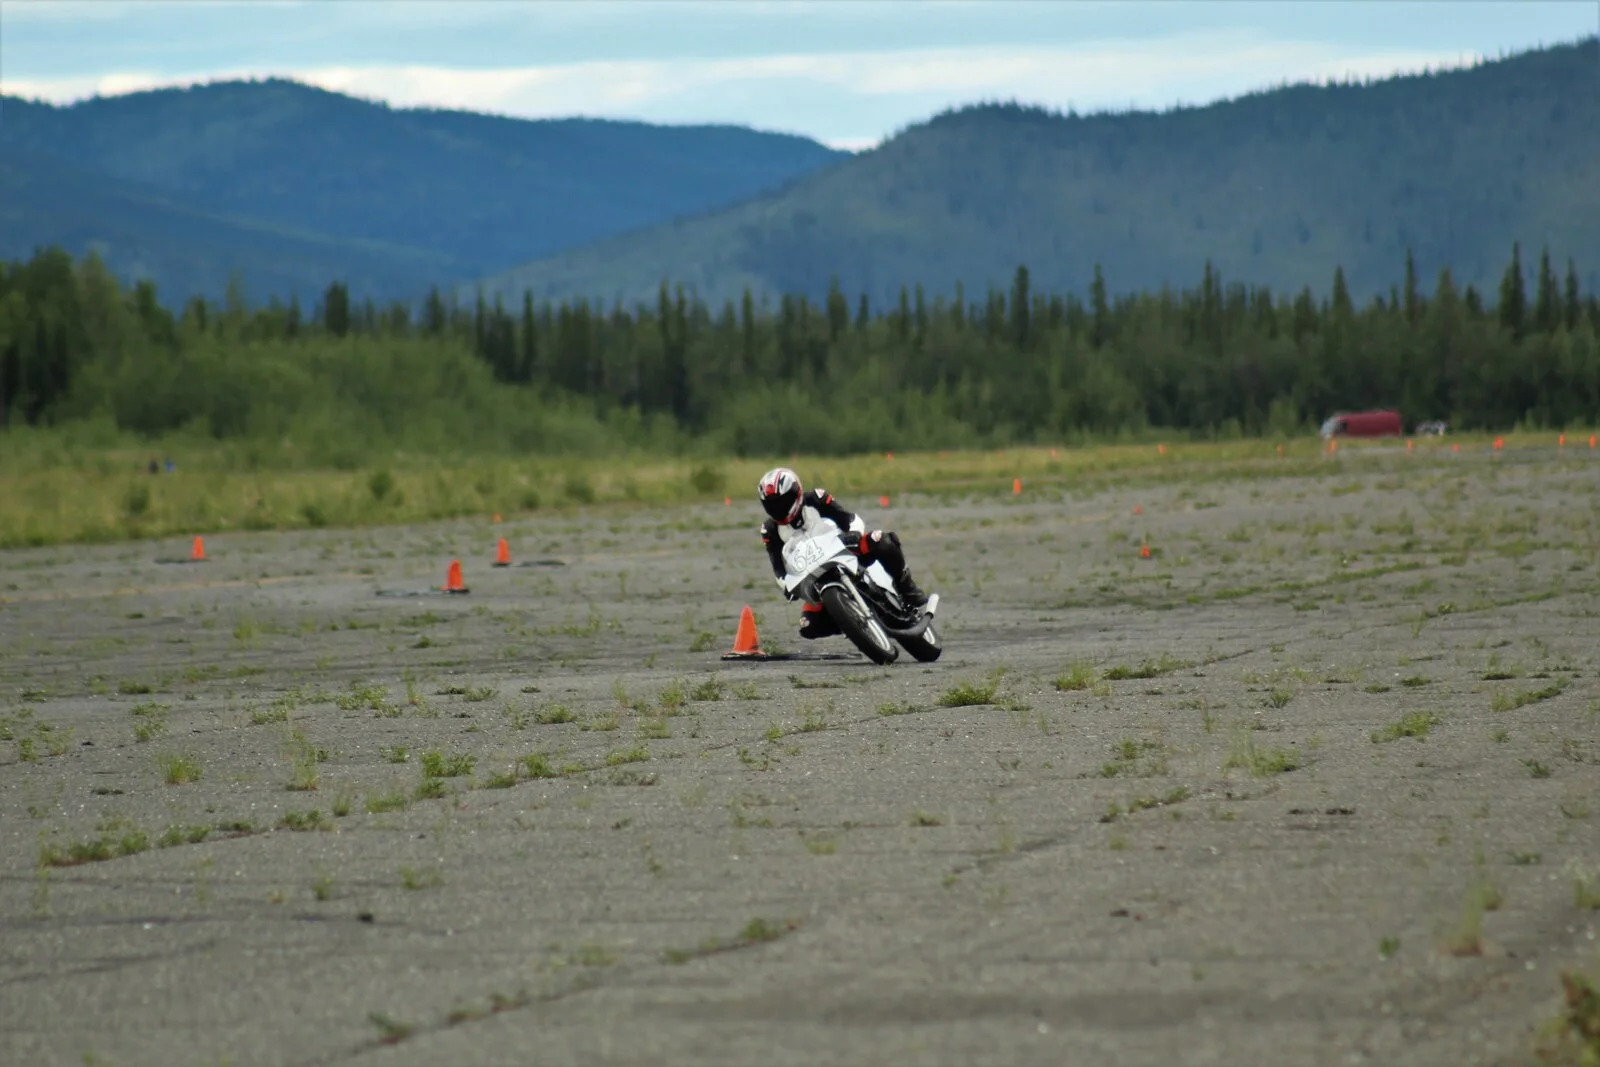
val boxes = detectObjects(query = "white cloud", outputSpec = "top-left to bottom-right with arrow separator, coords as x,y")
0,35 -> 1486,147
0,0 -> 299,20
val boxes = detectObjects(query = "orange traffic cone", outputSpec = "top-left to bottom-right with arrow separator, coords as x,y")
493,538 -> 511,567
1012,478 -> 1022,495
721,605 -> 765,659
443,559 -> 468,594
1140,543 -> 1152,559
191,536 -> 206,562
879,494 -> 890,508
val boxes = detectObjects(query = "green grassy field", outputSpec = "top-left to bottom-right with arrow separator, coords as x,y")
3,429 -> 1592,550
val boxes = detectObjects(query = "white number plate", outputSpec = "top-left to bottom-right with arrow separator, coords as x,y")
784,532 -> 844,577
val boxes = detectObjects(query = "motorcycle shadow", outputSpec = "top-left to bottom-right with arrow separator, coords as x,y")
719,650 -> 864,662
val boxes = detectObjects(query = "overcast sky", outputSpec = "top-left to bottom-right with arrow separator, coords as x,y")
2,0 -> 1595,149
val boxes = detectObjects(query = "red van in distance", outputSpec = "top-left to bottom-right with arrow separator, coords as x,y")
1319,410 -> 1404,439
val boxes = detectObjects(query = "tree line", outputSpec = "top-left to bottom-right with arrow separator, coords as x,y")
3,243 -> 1597,459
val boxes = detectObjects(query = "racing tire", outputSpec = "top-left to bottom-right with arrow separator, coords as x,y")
897,620 -> 943,663
821,585 -> 898,665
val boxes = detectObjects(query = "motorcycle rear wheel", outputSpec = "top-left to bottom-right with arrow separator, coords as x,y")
897,621 -> 943,663
822,585 -> 898,665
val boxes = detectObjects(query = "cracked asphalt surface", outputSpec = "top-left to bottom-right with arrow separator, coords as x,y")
3,445 -> 1598,1067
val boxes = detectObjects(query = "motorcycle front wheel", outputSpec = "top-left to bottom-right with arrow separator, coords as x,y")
822,585 -> 899,665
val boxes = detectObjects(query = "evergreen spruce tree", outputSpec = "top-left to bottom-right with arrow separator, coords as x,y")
1533,246 -> 1561,334
1090,264 -> 1110,348
1010,265 -> 1031,349
1562,258 -> 1581,332
423,287 -> 446,337
1403,248 -> 1421,325
519,291 -> 538,383
321,281 -> 349,337
1498,242 -> 1526,338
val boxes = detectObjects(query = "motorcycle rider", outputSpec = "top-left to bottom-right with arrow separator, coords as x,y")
757,466 -> 931,640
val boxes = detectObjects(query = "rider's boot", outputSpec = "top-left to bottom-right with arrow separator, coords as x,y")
799,603 -> 840,640
895,569 -> 930,611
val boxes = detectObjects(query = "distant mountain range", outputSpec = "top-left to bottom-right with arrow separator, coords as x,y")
482,36 -> 1599,308
0,78 -> 846,303
3,37 -> 1596,309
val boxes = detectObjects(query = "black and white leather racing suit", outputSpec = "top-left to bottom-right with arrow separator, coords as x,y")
759,488 -> 927,638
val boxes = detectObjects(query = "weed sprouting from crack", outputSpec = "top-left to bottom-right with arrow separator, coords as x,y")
1371,710 -> 1443,743
336,681 -> 390,714
689,678 -> 724,702
1491,680 -> 1567,713
536,704 -> 577,725
517,752 -> 559,779
369,1013 -> 415,1046
1530,967 -> 1600,1066
581,711 -> 622,733
366,791 -> 409,814
1053,661 -> 1097,691
1222,732 -> 1302,778
400,865 -> 445,890
802,833 -> 839,855
1573,866 -> 1600,910
1103,654 -> 1192,681
663,916 -> 803,964
158,751 -> 203,785
789,674 -> 843,691
1102,786 -> 1193,822
279,809 -> 326,832
1098,737 -> 1170,778
605,745 -> 649,767
420,749 -> 477,779
1439,879 -> 1504,957
1264,688 -> 1295,709
283,726 -> 325,791
39,820 -> 151,867
939,678 -> 998,707
657,680 -> 687,715
131,702 -> 170,742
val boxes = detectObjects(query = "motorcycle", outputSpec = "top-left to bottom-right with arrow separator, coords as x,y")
780,524 -> 942,665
